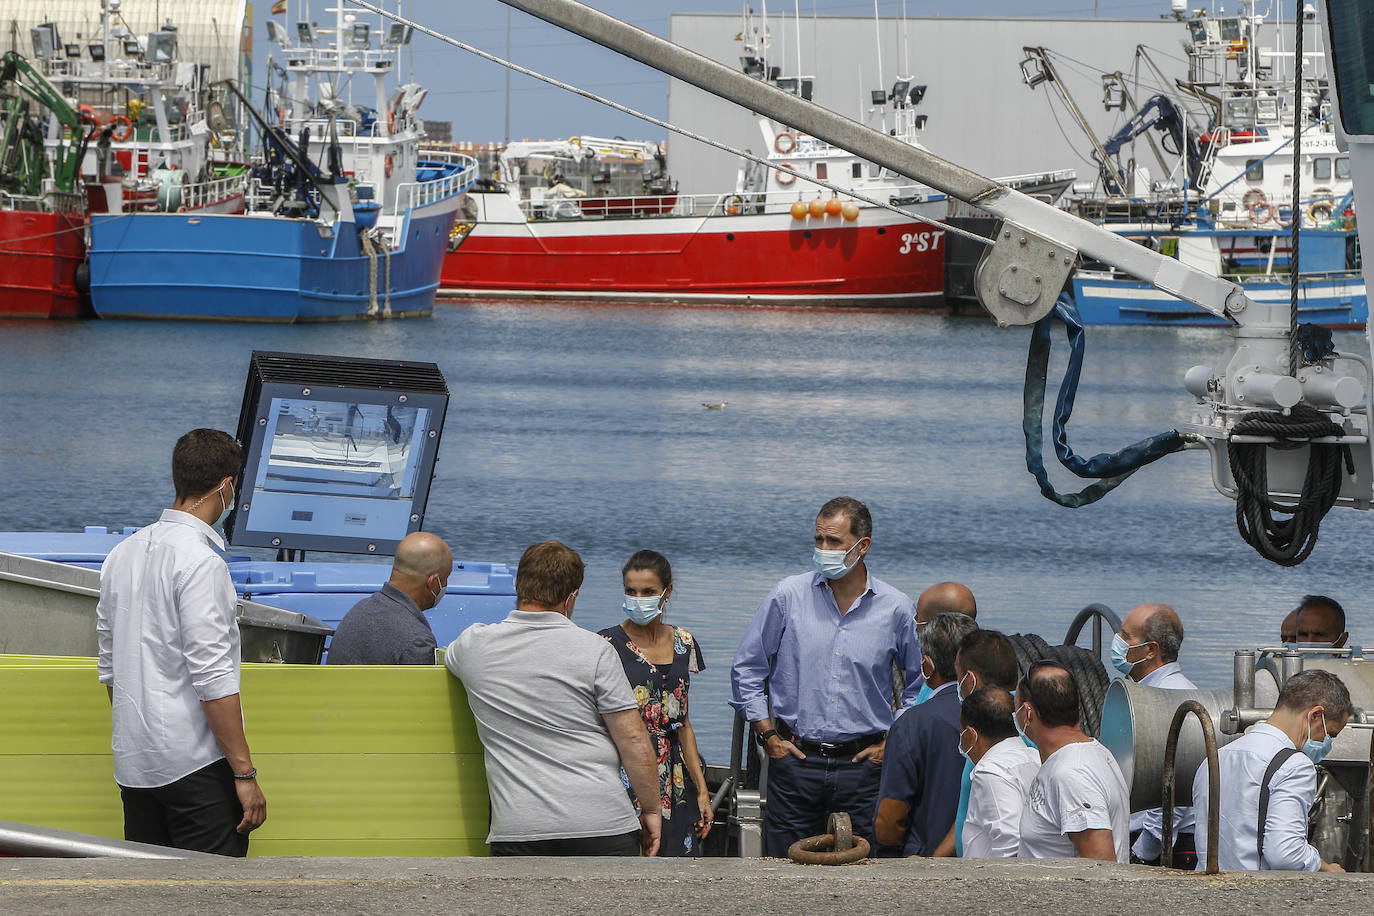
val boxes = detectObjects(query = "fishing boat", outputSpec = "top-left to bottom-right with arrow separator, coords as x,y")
439,11 -> 1073,307
1023,4 -> 1365,326
86,5 -> 475,322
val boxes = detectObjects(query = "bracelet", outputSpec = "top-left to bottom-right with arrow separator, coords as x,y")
233,767 -> 258,780
757,728 -> 778,742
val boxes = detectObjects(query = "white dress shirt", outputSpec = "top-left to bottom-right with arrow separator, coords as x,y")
1129,661 -> 1197,859
97,509 -> 241,788
963,737 -> 1041,858
1192,722 -> 1322,871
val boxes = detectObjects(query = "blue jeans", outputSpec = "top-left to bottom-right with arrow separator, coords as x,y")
763,752 -> 881,858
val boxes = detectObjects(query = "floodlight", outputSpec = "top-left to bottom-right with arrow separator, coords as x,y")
296,21 -> 319,45
146,31 -> 176,64
65,43 -> 82,59
31,23 -> 61,59
350,23 -> 370,49
890,79 -> 910,105
88,42 -> 106,61
266,20 -> 290,45
123,39 -> 141,57
228,351 -> 450,556
871,89 -> 886,106
909,84 -> 927,106
383,23 -> 412,46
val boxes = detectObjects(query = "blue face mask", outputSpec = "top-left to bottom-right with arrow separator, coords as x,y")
958,726 -> 974,762
623,594 -> 664,626
813,540 -> 864,580
1014,702 -> 1039,751
1110,633 -> 1150,677
1303,712 -> 1333,764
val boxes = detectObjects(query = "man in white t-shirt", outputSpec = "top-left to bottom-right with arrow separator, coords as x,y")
960,685 -> 1040,857
1015,660 -> 1130,863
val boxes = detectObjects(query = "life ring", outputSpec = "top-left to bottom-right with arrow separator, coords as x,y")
724,194 -> 745,216
384,153 -> 394,179
387,109 -> 397,134
78,104 -> 102,127
110,115 -> 134,142
1242,189 -> 1271,224
1307,188 -> 1335,226
775,163 -> 797,186
774,131 -> 797,154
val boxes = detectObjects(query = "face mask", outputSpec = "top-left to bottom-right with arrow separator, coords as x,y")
1292,641 -> 1339,649
1110,633 -> 1150,676
623,593 -> 664,625
958,671 -> 977,702
958,726 -> 975,761
1303,712 -> 1333,764
216,482 -> 235,528
1014,702 -> 1034,747
813,540 -> 864,580
428,578 -> 445,610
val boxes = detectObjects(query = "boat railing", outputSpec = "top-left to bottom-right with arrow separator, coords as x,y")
178,173 -> 248,212
394,155 -> 480,213
513,182 -> 941,221
37,57 -> 177,86
0,190 -> 85,216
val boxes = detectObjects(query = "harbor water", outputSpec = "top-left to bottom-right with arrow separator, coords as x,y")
2,303 -> 1370,760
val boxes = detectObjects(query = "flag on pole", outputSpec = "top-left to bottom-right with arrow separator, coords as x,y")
271,0 -> 286,14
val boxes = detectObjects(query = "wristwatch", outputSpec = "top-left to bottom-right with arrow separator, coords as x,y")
757,728 -> 778,743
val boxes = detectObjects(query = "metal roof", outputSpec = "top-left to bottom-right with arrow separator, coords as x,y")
0,0 -> 248,83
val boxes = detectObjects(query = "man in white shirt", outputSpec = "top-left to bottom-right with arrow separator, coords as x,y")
1193,669 -> 1352,872
96,429 -> 266,856
960,686 -> 1040,858
1015,660 -> 1130,863
1110,604 -> 1197,867
446,540 -> 662,856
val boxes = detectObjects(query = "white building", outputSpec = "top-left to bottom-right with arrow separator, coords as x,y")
666,13 -> 1296,195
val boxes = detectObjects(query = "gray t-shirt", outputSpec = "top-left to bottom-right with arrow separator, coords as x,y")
445,609 -> 640,842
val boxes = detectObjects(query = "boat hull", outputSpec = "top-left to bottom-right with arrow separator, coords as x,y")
88,198 -> 459,322
0,209 -> 88,319
1072,271 -> 1368,328
441,198 -> 946,307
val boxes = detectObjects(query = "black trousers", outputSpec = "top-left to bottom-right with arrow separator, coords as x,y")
119,758 -> 249,857
490,830 -> 641,857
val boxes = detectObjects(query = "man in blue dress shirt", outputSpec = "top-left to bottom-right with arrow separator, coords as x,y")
875,612 -> 977,855
730,497 -> 923,858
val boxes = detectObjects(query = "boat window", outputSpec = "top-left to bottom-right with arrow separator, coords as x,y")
869,163 -> 881,179
1245,159 -> 1263,181
1336,157 -> 1352,180
1313,157 -> 1332,181
1326,0 -> 1374,136
816,163 -> 828,180
852,162 -> 862,179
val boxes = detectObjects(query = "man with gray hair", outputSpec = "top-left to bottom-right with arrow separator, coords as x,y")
875,612 -> 979,855
1193,669 -> 1353,872
328,532 -> 453,665
1111,604 -> 1196,867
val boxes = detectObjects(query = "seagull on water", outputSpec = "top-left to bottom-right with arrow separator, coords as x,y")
702,401 -> 727,410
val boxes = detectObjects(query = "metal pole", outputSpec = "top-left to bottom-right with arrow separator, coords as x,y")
503,7 -> 511,145
480,0 -> 1250,320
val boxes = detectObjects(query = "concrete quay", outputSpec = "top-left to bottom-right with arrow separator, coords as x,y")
1,856 -> 1370,914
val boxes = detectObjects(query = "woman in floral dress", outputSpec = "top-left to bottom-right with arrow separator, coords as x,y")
599,549 -> 712,857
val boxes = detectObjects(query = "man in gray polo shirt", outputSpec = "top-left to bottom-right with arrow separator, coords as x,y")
446,540 -> 662,856
328,532 -> 451,665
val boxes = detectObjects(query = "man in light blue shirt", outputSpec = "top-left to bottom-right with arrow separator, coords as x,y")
1193,669 -> 1352,872
731,497 -> 922,858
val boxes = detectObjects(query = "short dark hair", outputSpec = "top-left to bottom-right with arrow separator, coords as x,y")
1018,662 -> 1080,729
919,612 -> 979,682
817,496 -> 872,540
1276,669 -> 1355,720
1297,595 -> 1347,634
956,629 -> 1020,691
515,541 -> 584,607
172,429 -> 242,501
622,549 -> 672,591
961,686 -> 1018,743
1140,607 -> 1184,663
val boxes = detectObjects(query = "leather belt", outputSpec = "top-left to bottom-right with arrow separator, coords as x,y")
778,724 -> 885,758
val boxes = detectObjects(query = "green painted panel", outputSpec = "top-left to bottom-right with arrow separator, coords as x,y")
0,660 -> 491,856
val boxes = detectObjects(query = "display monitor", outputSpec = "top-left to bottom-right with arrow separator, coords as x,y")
228,351 -> 449,555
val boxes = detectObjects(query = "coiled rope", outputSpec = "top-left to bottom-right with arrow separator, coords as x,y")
1228,405 -> 1353,566
1024,292 -> 1186,507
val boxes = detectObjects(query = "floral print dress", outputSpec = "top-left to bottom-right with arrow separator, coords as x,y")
599,624 -> 706,857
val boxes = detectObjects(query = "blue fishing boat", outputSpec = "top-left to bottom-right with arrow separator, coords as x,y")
86,4 -> 475,322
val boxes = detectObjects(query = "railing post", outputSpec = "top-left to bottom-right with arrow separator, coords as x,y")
1161,698 -> 1220,874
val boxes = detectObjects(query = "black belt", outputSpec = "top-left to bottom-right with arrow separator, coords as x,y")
778,725 -> 885,758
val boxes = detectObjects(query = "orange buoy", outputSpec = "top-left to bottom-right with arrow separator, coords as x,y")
825,197 -> 843,216
384,153 -> 395,178
808,197 -> 825,217
790,200 -> 808,220
841,201 -> 860,221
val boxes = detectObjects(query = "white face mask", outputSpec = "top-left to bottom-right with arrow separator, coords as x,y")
623,593 -> 664,625
813,539 -> 866,579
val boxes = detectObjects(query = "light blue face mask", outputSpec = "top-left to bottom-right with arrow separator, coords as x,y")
1303,712 -> 1333,764
1110,633 -> 1150,676
1014,702 -> 1038,751
957,726 -> 974,762
216,482 -> 235,528
812,540 -> 864,580
623,593 -> 664,625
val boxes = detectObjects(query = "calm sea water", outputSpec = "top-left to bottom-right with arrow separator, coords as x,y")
2,304 -> 1370,760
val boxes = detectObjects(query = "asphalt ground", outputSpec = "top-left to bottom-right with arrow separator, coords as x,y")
1,856 -> 1369,914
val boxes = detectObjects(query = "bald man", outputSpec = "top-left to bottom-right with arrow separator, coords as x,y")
1112,603 -> 1197,867
327,532 -> 453,665
912,582 -> 978,705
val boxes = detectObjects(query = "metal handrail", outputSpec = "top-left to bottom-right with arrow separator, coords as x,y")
394,156 -> 479,213
1063,603 -> 1123,657
178,173 -> 248,212
1161,699 -> 1221,874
